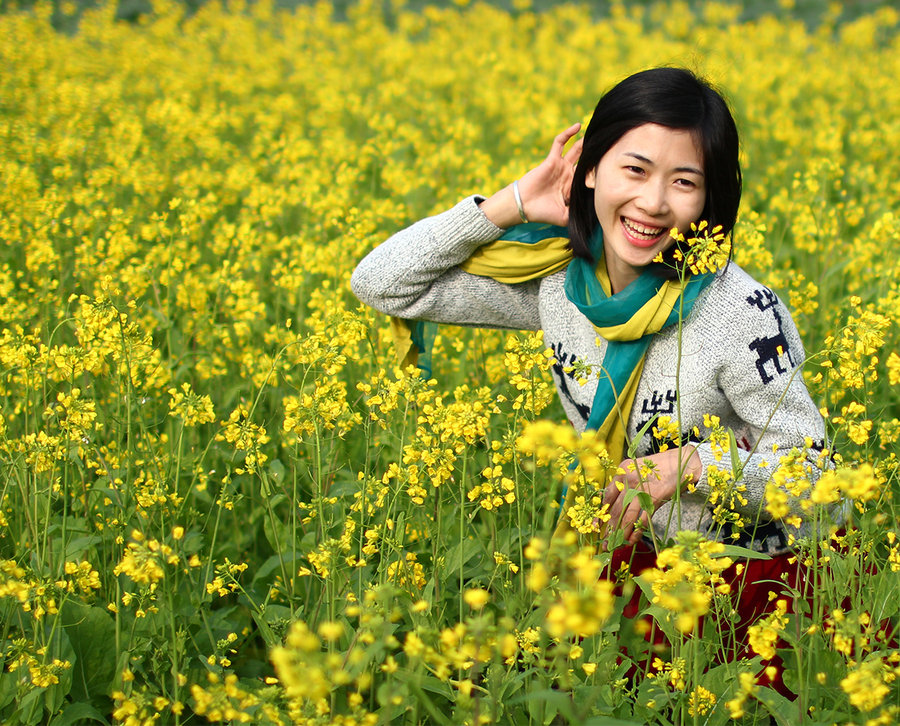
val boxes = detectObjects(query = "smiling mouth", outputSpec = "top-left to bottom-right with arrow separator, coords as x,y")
621,217 -> 666,241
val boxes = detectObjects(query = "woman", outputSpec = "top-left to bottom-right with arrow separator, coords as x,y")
351,67 -> 829,564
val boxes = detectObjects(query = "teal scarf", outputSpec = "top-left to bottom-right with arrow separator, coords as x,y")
399,223 -> 713,452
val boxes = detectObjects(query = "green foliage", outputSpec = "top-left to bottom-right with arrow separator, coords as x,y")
0,1 -> 898,724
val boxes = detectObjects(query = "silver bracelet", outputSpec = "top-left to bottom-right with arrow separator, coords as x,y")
512,180 -> 528,224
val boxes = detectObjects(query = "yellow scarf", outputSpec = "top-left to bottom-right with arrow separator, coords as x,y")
389,223 -> 712,535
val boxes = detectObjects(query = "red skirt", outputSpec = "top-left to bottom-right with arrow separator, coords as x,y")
606,539 -> 807,696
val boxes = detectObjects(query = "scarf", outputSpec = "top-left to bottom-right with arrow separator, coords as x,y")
391,222 -> 713,518
389,223 -> 571,376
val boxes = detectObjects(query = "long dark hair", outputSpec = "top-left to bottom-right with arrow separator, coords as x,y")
568,67 -> 742,275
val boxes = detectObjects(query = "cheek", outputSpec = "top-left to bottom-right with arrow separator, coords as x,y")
679,194 -> 706,225
591,182 -> 627,221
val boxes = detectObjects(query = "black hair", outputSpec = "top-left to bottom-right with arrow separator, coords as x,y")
568,67 -> 742,275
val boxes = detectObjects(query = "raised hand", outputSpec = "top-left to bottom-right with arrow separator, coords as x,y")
601,446 -> 702,547
479,123 -> 584,229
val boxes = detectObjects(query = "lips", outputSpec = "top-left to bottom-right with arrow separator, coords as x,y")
620,216 -> 668,248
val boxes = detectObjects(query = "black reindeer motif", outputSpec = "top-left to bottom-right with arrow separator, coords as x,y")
746,288 -> 795,385
640,389 -> 677,418
634,390 -> 678,445
746,288 -> 778,312
549,342 -> 591,422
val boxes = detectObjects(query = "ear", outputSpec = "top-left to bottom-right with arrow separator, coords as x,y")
584,166 -> 597,189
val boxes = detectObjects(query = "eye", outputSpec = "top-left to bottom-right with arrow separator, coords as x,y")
674,177 -> 698,188
624,165 -> 645,175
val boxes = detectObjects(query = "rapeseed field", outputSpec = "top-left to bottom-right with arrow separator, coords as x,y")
1,0 -> 899,723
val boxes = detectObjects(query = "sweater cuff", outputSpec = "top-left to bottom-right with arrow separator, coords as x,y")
433,195 -> 507,251
454,194 -> 506,244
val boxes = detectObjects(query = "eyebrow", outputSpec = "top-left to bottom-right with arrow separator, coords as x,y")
623,152 -> 705,177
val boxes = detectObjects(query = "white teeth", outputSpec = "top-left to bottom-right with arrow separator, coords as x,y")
622,218 -> 664,239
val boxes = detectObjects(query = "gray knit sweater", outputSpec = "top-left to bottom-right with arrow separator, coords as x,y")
352,197 -> 831,554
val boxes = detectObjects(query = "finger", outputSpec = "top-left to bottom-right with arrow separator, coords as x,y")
550,122 -> 582,156
618,498 -> 647,544
564,137 -> 584,167
626,511 -> 651,546
604,462 -> 630,503
603,475 -> 623,510
607,486 -> 637,533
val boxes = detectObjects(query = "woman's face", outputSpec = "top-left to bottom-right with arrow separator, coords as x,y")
584,123 -> 706,292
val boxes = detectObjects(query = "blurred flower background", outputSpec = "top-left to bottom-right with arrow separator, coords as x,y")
0,0 -> 898,723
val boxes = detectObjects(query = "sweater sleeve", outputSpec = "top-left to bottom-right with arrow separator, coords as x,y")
689,275 -> 834,531
350,197 -> 542,331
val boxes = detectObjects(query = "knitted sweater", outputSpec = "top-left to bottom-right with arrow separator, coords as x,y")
351,197 -> 830,554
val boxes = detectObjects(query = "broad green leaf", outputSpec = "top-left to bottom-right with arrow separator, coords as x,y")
250,608 -> 280,649
0,670 -> 15,711
754,688 -> 802,726
756,686 -> 800,726
441,537 -> 482,579
713,544 -> 773,561
59,603 -> 117,703
64,535 -> 102,560
49,702 -> 110,726
509,687 -> 575,723
636,491 -> 654,513
251,552 -> 305,585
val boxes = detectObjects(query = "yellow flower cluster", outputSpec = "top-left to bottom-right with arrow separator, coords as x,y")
544,571 -> 615,639
687,684 -> 717,716
663,220 -> 731,276
724,671 -> 758,719
747,598 -> 789,660
502,331 -> 557,414
114,531 -> 177,586
641,531 -> 733,633
216,405 -> 271,473
168,382 -> 216,427
840,656 -> 900,715
2,0 -> 900,723
386,552 -> 426,589
5,638 -> 71,689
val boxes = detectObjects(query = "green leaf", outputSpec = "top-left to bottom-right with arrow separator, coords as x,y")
16,688 -> 46,726
755,686 -> 799,726
261,501 -> 294,552
375,680 -> 409,714
251,552 -> 305,585
628,585 -> 678,643
49,702 -> 109,726
268,457 -> 286,484
59,603 -> 117,703
64,535 -> 101,560
407,675 -> 453,726
728,430 -> 744,479
713,544 -> 772,561
441,537 -> 482,579
250,608 -> 280,649
628,414 -> 661,458
0,669 -> 15,712
635,491 -> 654,513
414,674 -> 453,701
509,688 -> 575,724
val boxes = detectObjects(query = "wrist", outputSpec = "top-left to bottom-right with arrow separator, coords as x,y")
512,180 -> 529,223
477,185 -> 522,229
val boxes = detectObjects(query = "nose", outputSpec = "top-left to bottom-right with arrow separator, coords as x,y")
636,181 -> 670,216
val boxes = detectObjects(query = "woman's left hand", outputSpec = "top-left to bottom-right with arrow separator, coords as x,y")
602,446 -> 702,547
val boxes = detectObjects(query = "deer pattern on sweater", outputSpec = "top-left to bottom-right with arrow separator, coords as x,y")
746,287 -> 795,385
